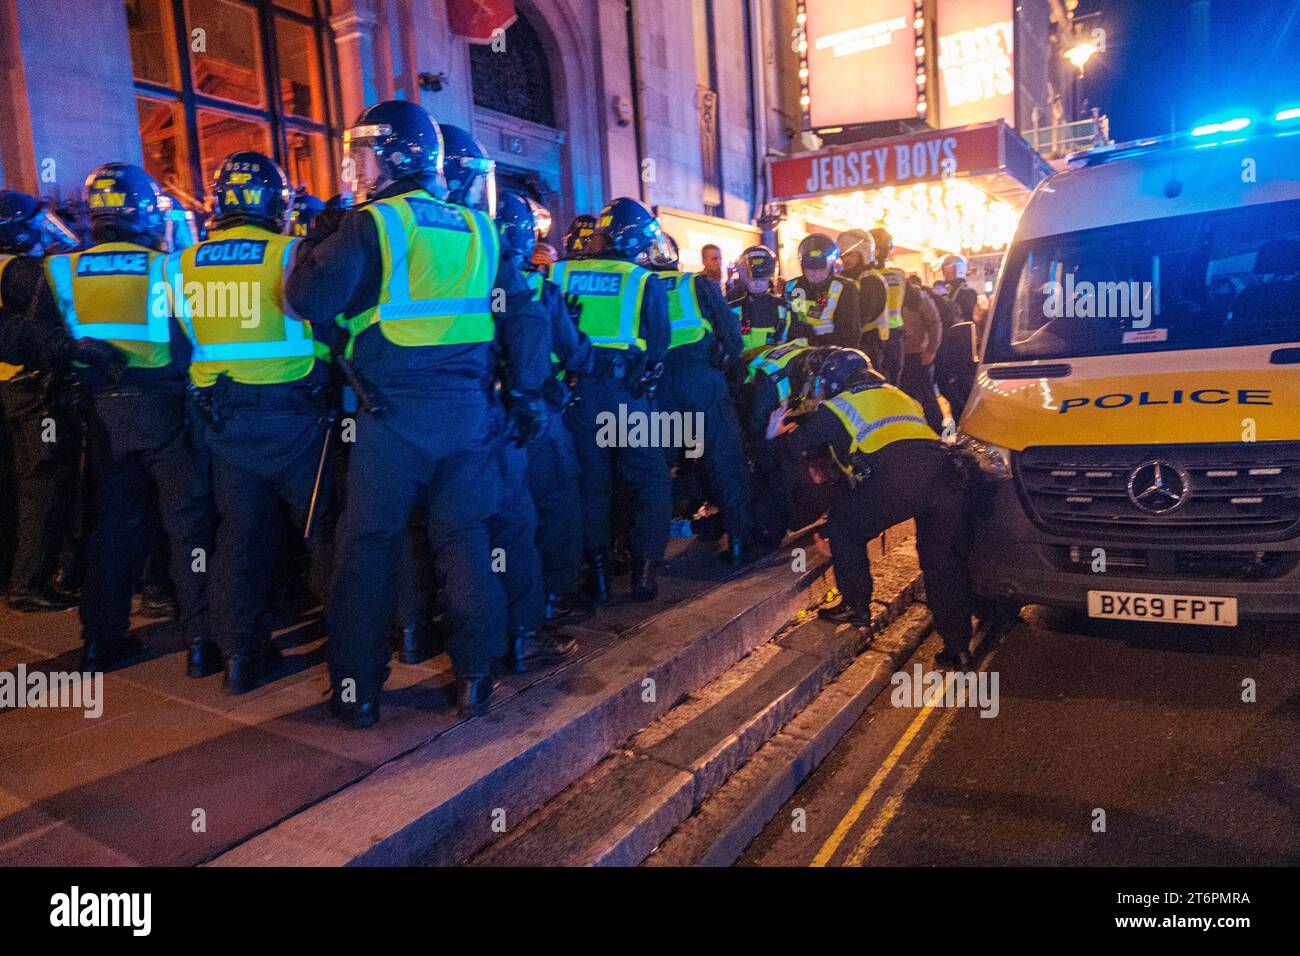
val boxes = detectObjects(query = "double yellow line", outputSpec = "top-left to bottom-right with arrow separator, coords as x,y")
811,651 -> 996,867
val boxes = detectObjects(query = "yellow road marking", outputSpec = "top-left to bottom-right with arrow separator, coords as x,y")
811,650 -> 997,867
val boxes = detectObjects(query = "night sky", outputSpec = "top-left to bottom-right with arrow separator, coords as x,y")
1074,0 -> 1300,142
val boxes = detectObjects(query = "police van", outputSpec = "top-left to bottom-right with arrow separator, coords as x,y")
958,111 -> 1300,627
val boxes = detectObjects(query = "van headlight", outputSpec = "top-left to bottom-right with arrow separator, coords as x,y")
956,433 -> 1014,480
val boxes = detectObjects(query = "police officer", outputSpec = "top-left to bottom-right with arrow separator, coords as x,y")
736,338 -> 818,550
646,234 -> 751,562
785,234 -> 861,348
28,164 -> 214,673
561,214 -> 598,261
0,191 -> 82,611
288,191 -> 326,237
773,348 -> 972,668
286,101 -> 550,726
440,127 -> 577,673
550,198 -> 671,602
933,253 -> 979,420
858,227 -> 907,385
166,150 -> 333,693
727,245 -> 791,353
499,191 -> 595,627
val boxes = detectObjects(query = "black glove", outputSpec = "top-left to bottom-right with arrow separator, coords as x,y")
506,390 -> 548,448
633,360 -> 664,400
564,293 -> 583,326
309,207 -> 348,241
67,337 -> 126,383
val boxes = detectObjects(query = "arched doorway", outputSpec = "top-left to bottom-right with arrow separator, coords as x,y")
466,0 -> 605,245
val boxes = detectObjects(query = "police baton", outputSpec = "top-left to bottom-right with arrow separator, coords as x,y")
303,409 -> 338,542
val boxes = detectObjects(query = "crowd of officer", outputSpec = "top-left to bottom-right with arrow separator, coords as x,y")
0,99 -> 985,731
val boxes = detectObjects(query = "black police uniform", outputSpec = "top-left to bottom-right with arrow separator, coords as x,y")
0,254 -> 81,606
527,273 -> 593,606
27,225 -> 212,666
786,274 -> 862,348
563,252 -> 672,569
286,180 -> 550,702
660,274 -> 752,551
777,397 -> 972,658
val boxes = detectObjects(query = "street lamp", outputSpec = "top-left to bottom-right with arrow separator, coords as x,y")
1063,39 -> 1098,72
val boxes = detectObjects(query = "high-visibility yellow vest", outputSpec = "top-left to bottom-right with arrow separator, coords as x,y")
824,382 -> 937,455
865,266 -> 905,338
345,190 -> 498,350
657,270 -> 712,350
733,295 -> 790,350
167,225 -> 326,388
744,338 -> 811,402
0,254 -> 23,380
549,257 -> 650,351
785,276 -> 848,338
46,242 -> 172,369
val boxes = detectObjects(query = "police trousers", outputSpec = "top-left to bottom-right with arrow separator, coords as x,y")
201,376 -> 332,659
899,354 -> 945,433
489,437 -> 546,636
0,376 -> 80,594
660,347 -> 752,541
328,387 -> 504,696
525,411 -> 583,598
80,383 -> 211,644
565,361 -> 671,562
826,440 -> 971,653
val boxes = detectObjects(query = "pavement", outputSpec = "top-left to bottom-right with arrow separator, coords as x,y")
741,606 -> 1300,866
0,535 -> 749,866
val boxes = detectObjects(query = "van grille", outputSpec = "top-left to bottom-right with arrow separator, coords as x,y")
1015,443 -> 1300,542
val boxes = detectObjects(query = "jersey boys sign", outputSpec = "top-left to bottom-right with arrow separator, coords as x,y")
767,123 -> 1003,201
935,0 -> 1015,128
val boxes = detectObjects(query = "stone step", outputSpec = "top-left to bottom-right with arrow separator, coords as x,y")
469,543 -> 926,867
209,527 -> 909,866
644,603 -> 935,867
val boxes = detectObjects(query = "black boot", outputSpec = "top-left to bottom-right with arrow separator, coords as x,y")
585,550 -> 611,605
449,676 -> 498,717
328,688 -> 381,729
186,635 -> 223,678
504,627 -> 579,674
818,600 -> 871,627
222,641 -> 283,695
80,635 -> 142,672
934,647 -> 973,671
7,589 -> 74,612
398,622 -> 432,664
545,591 -> 593,627
629,557 -> 658,602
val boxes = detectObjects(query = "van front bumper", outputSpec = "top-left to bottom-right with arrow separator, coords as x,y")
969,478 -> 1300,621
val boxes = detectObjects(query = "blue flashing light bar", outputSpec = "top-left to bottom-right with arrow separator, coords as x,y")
1191,116 -> 1252,137
1276,107 -> 1300,122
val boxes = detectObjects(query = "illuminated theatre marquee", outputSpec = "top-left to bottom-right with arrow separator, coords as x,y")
935,0 -> 1015,127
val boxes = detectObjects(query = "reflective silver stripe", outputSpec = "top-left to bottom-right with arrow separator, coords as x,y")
167,241 -> 315,363
810,280 -> 842,334
371,200 -> 492,324
829,396 -> 927,446
49,252 -> 170,342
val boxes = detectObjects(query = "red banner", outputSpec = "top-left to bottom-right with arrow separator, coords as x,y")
447,0 -> 518,45
767,123 -> 1004,201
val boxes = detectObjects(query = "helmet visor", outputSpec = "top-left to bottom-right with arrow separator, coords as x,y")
35,207 -> 80,253
637,233 -> 677,269
453,160 -> 496,214
342,124 -> 389,203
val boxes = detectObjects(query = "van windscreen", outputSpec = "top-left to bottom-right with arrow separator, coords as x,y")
987,198 -> 1300,362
